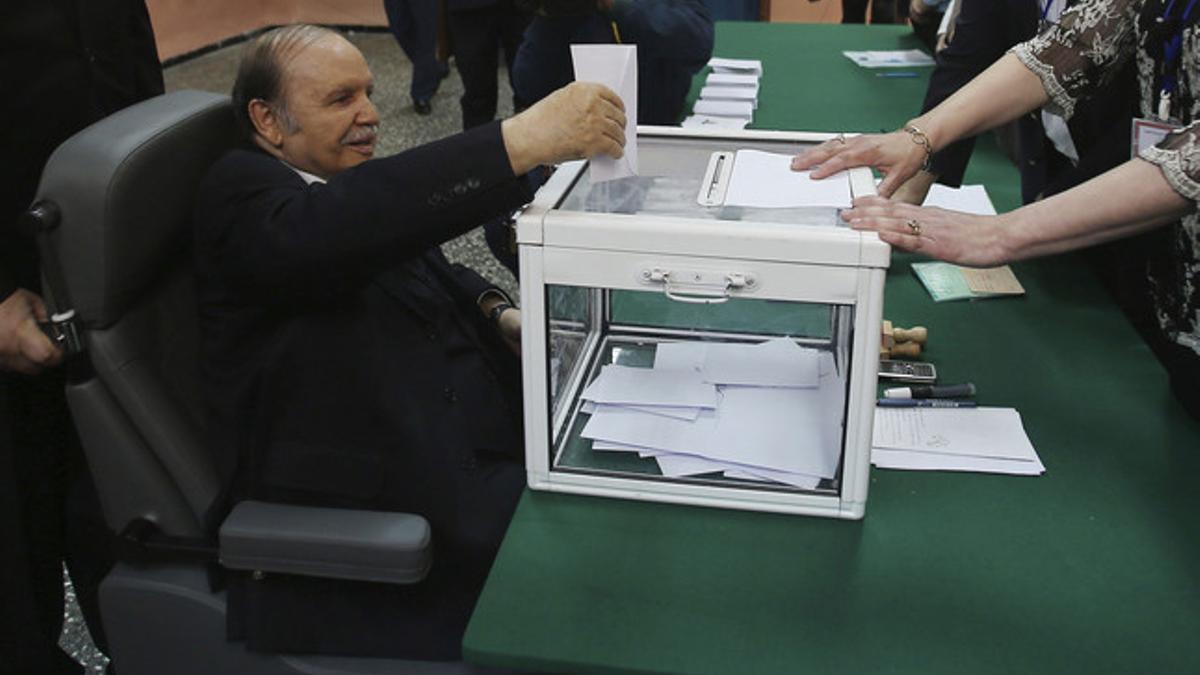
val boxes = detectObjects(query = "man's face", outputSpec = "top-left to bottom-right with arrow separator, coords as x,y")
273,35 -> 379,179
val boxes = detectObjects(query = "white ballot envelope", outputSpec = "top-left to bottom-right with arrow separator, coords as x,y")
571,44 -> 638,182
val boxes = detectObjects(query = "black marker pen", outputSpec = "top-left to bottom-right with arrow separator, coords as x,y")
882,383 -> 976,399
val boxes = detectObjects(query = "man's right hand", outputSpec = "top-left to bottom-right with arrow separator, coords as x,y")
502,82 -> 627,175
0,289 -> 63,375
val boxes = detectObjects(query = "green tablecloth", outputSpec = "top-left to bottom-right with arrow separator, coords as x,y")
464,23 -> 1200,675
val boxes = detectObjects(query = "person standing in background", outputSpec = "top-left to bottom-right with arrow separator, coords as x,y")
511,0 -> 714,127
446,0 -> 531,129
383,0 -> 451,115
0,2 -> 163,672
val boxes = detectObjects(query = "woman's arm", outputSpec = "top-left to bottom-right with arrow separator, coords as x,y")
794,54 -> 1048,196
793,0 -> 1141,197
842,157 -> 1193,266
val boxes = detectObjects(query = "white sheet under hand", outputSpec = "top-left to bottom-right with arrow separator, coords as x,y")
724,149 -> 852,209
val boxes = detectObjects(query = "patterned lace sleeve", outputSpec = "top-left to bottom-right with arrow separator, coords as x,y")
1141,121 -> 1200,202
1010,0 -> 1143,118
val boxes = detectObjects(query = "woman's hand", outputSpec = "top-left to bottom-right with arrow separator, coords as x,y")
842,195 -> 1011,267
791,129 -> 930,198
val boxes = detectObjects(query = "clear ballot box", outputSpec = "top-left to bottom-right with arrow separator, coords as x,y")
517,127 -> 890,519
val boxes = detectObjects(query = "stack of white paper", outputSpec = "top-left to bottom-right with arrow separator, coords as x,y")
871,407 -> 1045,476
841,49 -> 934,69
579,338 -> 844,489
684,57 -> 763,130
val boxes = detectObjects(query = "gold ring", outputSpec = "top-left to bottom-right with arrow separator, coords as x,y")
906,218 -> 922,236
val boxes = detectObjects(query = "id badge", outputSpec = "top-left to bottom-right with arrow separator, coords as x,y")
1131,117 -> 1181,158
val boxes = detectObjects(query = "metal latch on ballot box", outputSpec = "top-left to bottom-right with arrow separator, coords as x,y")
640,267 -> 757,304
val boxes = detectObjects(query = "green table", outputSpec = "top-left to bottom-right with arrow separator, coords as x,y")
464,23 -> 1200,674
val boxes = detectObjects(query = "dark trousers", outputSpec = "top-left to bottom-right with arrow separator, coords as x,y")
0,372 -> 112,675
842,0 -> 899,23
383,0 -> 447,102
239,454 -> 526,659
448,0 -> 530,130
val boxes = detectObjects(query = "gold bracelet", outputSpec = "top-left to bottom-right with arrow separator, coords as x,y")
903,124 -> 933,172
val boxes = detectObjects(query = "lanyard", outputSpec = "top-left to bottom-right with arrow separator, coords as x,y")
1158,0 -> 1200,119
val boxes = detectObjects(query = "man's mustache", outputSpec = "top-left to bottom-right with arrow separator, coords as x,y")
341,124 -> 378,145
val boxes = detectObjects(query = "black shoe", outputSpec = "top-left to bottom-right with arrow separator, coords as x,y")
414,99 -> 432,115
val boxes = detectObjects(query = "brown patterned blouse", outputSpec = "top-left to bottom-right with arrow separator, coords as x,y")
1013,0 -> 1200,359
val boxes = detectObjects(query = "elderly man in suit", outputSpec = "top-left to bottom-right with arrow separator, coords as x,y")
194,24 -> 625,660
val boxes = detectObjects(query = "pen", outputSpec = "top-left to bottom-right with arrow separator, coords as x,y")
876,71 -> 919,78
877,398 -> 977,408
883,383 -> 977,399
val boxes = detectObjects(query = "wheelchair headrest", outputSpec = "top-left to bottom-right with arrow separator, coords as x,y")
36,90 -> 236,328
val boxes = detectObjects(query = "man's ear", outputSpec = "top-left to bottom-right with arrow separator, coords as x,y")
248,99 -> 284,147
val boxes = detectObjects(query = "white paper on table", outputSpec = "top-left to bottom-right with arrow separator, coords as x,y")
841,49 -> 934,68
724,149 -> 852,209
706,72 -> 760,87
922,184 -> 997,216
872,407 -> 1041,463
581,364 -> 718,409
581,400 -> 704,421
871,447 -> 1045,475
693,99 -> 754,119
572,44 -> 638,182
702,338 -> 819,388
705,386 -> 840,479
581,406 -> 718,455
682,115 -> 750,130
708,57 -> 763,75
700,85 -> 759,102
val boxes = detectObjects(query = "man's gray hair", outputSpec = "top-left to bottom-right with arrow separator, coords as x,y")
231,24 -> 339,140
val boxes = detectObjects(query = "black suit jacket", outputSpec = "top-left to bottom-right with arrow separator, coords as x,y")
922,0 -> 1136,203
194,123 -> 533,659
1,0 -> 163,299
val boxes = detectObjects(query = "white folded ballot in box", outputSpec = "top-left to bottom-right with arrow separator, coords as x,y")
517,126 -> 889,519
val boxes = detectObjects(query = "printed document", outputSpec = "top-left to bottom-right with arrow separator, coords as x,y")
871,407 -> 1045,475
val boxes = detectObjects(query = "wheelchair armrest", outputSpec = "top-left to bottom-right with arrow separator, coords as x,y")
218,501 -> 432,584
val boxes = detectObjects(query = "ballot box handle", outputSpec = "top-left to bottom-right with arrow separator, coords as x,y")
641,267 -> 756,304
